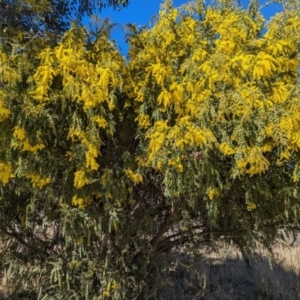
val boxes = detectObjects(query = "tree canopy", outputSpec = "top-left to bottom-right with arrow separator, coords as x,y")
1,0 -> 300,298
1,0 -> 129,35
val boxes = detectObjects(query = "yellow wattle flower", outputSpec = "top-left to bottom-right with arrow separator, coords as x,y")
0,162 -> 12,185
74,169 -> 90,189
26,174 -> 51,189
125,169 -> 143,185
207,187 -> 220,200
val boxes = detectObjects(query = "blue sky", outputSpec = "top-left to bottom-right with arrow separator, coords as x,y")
85,0 -> 284,56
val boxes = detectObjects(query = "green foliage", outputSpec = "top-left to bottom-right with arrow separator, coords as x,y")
1,0 -> 300,298
0,0 -> 129,35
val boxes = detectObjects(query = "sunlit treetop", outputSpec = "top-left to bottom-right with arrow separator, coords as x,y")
0,0 -> 300,211
129,0 -> 300,182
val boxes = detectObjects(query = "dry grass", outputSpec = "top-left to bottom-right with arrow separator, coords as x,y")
152,238 -> 300,300
1,236 -> 300,299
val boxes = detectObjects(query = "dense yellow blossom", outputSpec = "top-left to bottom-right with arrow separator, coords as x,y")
0,162 -> 12,185
68,128 -> 100,170
129,2 -> 300,181
26,174 -> 51,189
108,101 -> 115,111
260,142 -> 273,153
271,82 -> 291,104
74,169 -> 90,189
235,147 -> 270,176
279,113 -> 300,149
219,142 -> 235,156
135,114 -> 151,129
147,132 -> 166,162
12,127 -> 45,153
91,116 -> 108,128
253,51 -> 277,80
264,123 -> 274,136
85,144 -> 100,171
13,127 -> 27,141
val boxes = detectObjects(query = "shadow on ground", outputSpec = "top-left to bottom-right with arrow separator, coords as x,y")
150,245 -> 300,300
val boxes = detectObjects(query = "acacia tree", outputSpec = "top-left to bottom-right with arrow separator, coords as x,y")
1,0 -> 300,298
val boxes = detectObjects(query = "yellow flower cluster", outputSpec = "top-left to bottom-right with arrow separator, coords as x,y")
183,127 -> 215,149
280,114 -> 300,149
207,187 -> 220,200
271,82 -> 291,104
74,169 -> 90,189
157,89 -> 173,107
1,52 -> 8,63
68,128 -> 100,171
85,144 -> 100,171
13,127 -> 26,140
135,114 -> 151,129
247,201 -> 257,211
0,162 -> 12,185
108,100 -> 115,111
146,63 -> 170,86
0,95 -> 10,122
145,116 -> 216,169
230,54 -> 254,78
26,174 -> 51,189
219,142 -> 235,156
13,127 -> 45,153
203,7 -> 223,32
31,47 -> 55,101
51,27 -> 128,111
102,280 -> 117,298
91,116 -> 108,128
236,147 -> 270,176
260,142 -> 273,153
276,150 -> 291,165
167,157 -> 183,172
264,123 -> 274,136
1,64 -> 21,84
127,2 -> 300,184
72,195 -> 92,209
253,51 -> 277,80
125,169 -> 143,185
147,131 -> 166,163
238,84 -> 263,109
